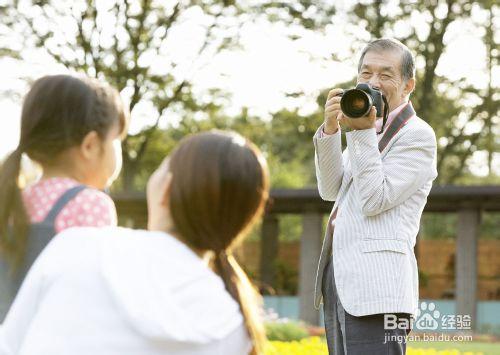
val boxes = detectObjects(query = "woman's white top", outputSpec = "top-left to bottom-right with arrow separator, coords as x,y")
0,227 -> 251,355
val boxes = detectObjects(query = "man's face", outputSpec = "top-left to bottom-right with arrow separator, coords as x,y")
357,49 -> 413,113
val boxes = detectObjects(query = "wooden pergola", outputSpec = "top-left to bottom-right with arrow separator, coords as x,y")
114,185 -> 500,329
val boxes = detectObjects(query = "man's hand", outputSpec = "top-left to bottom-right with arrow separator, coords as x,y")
339,106 -> 377,131
323,88 -> 343,134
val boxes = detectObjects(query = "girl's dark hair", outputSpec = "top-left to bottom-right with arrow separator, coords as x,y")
0,74 -> 129,266
168,131 -> 269,354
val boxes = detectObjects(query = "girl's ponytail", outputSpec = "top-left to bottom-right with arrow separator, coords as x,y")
0,148 -> 29,267
214,251 -> 266,355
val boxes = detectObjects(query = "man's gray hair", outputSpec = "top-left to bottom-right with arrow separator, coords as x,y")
357,38 -> 415,82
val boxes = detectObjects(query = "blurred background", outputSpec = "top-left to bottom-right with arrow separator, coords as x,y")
0,0 -> 499,351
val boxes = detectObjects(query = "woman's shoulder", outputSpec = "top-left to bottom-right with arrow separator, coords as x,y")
48,227 -> 158,251
44,227 -> 205,274
95,229 -> 246,345
95,228 -> 212,279
34,227 -> 189,289
38,227 -> 246,346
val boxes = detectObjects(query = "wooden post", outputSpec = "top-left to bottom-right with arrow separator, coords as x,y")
456,208 -> 480,331
260,215 -> 279,294
299,212 -> 323,325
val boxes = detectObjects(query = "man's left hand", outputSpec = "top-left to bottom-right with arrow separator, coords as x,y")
338,106 -> 377,131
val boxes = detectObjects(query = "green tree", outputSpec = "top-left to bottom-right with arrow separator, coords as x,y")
338,0 -> 499,184
0,0 -> 336,190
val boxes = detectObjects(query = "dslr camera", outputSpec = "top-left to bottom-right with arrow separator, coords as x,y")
339,83 -> 384,118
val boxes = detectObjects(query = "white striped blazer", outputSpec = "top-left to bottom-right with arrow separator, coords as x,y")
313,114 -> 437,317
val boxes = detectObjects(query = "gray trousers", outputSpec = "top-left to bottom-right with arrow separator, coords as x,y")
322,257 -> 411,355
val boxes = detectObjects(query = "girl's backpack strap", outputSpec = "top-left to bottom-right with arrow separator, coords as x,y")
43,185 -> 87,224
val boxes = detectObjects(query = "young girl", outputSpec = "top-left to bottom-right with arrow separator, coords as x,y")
0,75 -> 129,317
0,131 -> 269,355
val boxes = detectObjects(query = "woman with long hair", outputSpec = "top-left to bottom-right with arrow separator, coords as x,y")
0,130 -> 269,355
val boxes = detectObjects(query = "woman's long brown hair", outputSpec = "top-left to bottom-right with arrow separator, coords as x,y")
0,75 -> 128,267
168,131 -> 269,354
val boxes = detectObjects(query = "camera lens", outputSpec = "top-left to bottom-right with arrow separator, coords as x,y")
340,89 -> 372,118
352,98 -> 365,111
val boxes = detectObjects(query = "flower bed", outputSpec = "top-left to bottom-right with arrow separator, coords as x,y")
265,337 -> 485,355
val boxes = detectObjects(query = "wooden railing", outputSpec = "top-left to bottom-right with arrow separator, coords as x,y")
113,185 -> 500,328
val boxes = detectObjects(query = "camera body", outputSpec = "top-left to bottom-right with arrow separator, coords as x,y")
340,83 -> 384,119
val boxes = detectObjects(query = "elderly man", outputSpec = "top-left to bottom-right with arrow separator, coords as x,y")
313,38 -> 437,354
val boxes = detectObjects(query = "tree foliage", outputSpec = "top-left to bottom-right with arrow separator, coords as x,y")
1,0 -> 497,189
343,0 -> 499,184
1,0 -> 336,190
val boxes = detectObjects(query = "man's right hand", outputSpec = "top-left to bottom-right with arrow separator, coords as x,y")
323,88 -> 343,134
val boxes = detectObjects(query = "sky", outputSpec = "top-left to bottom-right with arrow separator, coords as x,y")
0,1 -> 498,175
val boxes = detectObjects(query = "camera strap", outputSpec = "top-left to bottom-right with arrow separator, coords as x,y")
376,95 -> 390,135
378,101 -> 416,152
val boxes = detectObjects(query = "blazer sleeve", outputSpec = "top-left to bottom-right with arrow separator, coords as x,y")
346,125 -> 437,216
313,124 -> 344,201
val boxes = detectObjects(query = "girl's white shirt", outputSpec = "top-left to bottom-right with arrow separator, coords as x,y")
0,227 -> 251,355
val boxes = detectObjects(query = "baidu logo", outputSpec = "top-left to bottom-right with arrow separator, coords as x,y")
415,301 -> 440,330
384,301 -> 472,331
